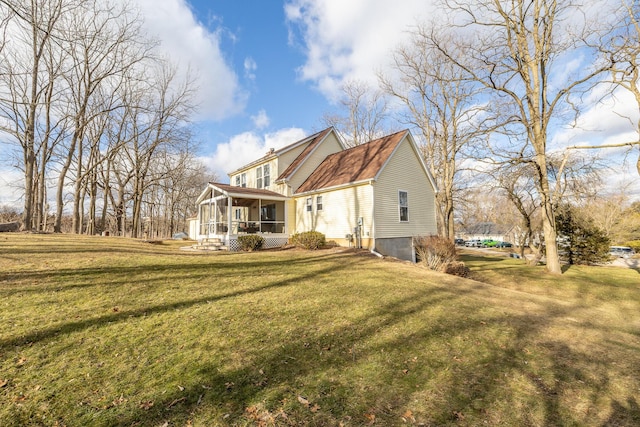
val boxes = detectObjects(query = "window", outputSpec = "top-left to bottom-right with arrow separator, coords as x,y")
263,164 -> 270,187
235,175 -> 240,187
241,173 -> 246,188
316,195 -> 323,211
306,198 -> 312,212
261,203 -> 276,221
399,190 -> 408,222
256,167 -> 263,189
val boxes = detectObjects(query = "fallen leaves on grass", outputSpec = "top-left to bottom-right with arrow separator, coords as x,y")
0,379 -> 8,387
166,397 -> 186,409
139,400 -> 154,410
402,409 -> 415,423
297,395 -> 320,412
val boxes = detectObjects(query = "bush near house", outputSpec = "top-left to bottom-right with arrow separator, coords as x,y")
414,235 -> 464,275
238,234 -> 265,251
290,231 -> 326,250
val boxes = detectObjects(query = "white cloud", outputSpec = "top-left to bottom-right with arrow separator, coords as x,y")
285,0 -> 435,101
552,86 -> 640,148
251,109 -> 270,129
133,0 -> 247,121
244,57 -> 257,81
0,167 -> 24,208
205,128 -> 308,180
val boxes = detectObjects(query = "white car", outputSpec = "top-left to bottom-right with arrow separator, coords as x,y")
609,246 -> 635,259
465,239 -> 482,247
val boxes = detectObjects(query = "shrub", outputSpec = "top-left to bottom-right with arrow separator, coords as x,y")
290,231 -> 326,250
414,235 -> 457,272
624,240 -> 640,253
556,204 -> 610,265
238,235 -> 264,251
444,261 -> 470,278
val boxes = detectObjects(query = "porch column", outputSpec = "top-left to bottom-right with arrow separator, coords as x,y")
284,200 -> 289,235
227,195 -> 233,238
213,198 -> 218,235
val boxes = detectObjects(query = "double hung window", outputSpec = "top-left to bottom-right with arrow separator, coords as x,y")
399,190 -> 408,222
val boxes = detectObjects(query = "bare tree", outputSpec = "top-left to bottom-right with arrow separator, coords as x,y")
564,0 -> 640,175
432,0 -> 615,273
124,62 -> 195,238
52,0 -> 152,233
322,80 -> 392,147
381,25 -> 488,239
0,0 -> 73,231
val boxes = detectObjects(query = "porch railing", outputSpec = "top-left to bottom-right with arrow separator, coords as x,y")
199,221 -> 285,235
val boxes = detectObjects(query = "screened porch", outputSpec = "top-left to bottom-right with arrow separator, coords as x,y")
195,183 -> 289,250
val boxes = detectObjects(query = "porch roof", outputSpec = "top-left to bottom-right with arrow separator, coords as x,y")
196,182 -> 289,204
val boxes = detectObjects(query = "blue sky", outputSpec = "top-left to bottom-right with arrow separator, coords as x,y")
0,0 -> 638,204
185,0 -> 328,139
133,0 -> 435,180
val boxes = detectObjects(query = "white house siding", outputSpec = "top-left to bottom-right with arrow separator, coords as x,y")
287,133 -> 343,193
276,145 -> 307,177
373,138 -> 437,239
294,184 -> 374,245
229,158 -> 279,192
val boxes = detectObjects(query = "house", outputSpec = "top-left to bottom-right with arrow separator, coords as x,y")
191,127 -> 438,261
459,222 -> 517,244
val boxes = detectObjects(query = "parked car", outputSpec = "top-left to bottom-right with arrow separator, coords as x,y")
609,246 -> 635,259
481,239 -> 499,247
465,239 -> 482,247
454,238 -> 465,246
495,241 -> 513,248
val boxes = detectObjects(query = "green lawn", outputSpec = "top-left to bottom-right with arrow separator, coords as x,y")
1,234 -> 639,426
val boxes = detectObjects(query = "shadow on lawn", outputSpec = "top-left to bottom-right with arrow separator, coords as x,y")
0,253 -> 352,350
4,249 -> 639,425
91,275 -> 639,426
0,252 -> 336,296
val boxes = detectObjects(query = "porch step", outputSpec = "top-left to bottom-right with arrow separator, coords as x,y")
193,237 -> 227,251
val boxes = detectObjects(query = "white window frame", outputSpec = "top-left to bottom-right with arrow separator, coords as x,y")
398,190 -> 409,222
235,175 -> 240,187
263,164 -> 270,187
306,197 -> 313,212
256,167 -> 263,189
316,195 -> 323,211
241,173 -> 246,188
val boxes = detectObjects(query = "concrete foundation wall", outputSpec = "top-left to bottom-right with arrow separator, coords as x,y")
374,237 -> 415,262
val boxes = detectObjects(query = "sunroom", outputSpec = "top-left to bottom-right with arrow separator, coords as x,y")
195,182 -> 289,250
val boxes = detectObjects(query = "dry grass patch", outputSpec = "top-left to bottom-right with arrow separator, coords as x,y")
0,234 -> 639,426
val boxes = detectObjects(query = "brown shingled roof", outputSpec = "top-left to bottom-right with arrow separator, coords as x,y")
209,182 -> 288,199
276,127 -> 334,182
294,130 -> 408,194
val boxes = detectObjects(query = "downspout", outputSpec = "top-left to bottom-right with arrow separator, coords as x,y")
370,248 -> 384,258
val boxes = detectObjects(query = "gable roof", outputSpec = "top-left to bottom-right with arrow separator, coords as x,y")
227,127 -> 336,178
294,130 -> 408,194
275,127 -> 335,183
196,182 -> 289,204
461,222 -> 515,236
